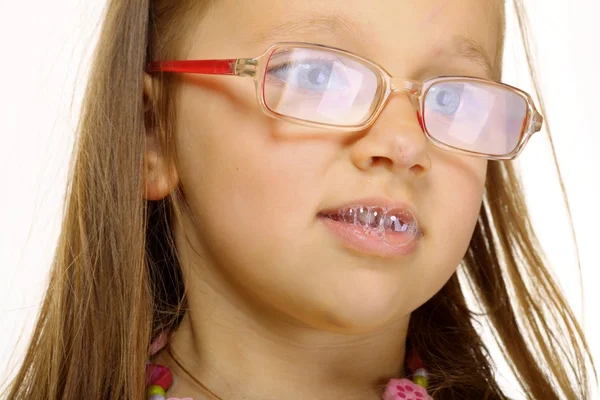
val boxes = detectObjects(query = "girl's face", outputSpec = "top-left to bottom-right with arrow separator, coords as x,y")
152,0 -> 499,332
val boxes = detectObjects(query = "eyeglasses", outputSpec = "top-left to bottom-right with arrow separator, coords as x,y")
146,42 -> 543,160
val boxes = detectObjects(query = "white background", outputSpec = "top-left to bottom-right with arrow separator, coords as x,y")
0,1 -> 598,398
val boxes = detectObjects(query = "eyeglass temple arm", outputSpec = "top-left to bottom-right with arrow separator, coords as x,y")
146,58 -> 257,77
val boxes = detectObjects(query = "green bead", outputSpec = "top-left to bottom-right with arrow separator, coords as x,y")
147,385 -> 166,396
413,375 -> 429,389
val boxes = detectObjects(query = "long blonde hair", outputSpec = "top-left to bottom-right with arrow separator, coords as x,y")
3,0 -> 596,398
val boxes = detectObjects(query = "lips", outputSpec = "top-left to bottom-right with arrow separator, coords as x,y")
317,198 -> 423,257
317,198 -> 421,235
319,206 -> 417,232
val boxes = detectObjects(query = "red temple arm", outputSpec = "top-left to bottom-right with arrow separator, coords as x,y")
146,59 -> 237,75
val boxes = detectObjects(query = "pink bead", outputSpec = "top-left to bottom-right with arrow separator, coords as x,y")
145,363 -> 173,390
382,378 -> 433,400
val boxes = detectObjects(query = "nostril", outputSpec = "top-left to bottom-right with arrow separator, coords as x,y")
409,164 -> 426,176
370,156 -> 392,168
369,151 -> 425,173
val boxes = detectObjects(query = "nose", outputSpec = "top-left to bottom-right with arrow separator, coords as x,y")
349,94 -> 432,178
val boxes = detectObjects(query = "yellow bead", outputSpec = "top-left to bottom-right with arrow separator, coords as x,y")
413,375 -> 429,389
147,385 -> 166,396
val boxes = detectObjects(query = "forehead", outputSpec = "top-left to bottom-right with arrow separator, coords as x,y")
189,0 -> 503,77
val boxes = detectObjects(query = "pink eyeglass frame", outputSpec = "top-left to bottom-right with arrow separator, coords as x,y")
146,42 -> 544,160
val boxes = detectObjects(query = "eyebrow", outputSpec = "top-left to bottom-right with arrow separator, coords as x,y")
250,12 -> 368,46
445,35 -> 495,77
250,13 -> 495,77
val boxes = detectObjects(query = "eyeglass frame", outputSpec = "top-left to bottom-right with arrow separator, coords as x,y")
146,41 -> 544,160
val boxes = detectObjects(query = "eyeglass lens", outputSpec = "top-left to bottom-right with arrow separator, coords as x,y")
262,46 -> 529,156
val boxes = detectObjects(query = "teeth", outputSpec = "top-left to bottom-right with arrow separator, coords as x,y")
342,207 -> 357,224
357,206 -> 370,226
389,215 -> 408,232
322,205 -> 419,246
369,207 -> 385,229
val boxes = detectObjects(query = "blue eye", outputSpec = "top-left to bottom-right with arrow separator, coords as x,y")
426,83 -> 464,115
267,59 -> 349,93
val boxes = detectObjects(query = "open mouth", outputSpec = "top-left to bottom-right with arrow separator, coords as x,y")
317,205 -> 422,257
318,206 -> 417,233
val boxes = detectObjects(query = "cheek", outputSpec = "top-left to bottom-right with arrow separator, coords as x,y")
424,155 -> 486,279
173,83 -> 334,261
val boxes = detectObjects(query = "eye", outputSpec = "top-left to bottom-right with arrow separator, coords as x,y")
267,58 -> 351,93
425,83 -> 464,115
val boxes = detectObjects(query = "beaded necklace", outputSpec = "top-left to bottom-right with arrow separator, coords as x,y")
145,331 -> 433,400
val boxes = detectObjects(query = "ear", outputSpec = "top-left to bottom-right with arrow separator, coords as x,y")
142,73 -> 180,201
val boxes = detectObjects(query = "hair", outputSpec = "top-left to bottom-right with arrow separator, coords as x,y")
3,0 -> 597,399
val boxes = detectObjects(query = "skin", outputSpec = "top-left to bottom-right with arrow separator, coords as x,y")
144,0 -> 500,398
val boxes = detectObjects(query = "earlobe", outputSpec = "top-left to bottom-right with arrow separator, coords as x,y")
142,143 -> 180,201
143,73 -> 154,113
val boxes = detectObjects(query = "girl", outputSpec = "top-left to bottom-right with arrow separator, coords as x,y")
4,0 -> 596,399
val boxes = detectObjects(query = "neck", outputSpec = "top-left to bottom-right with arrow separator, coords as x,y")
151,277 -> 410,400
